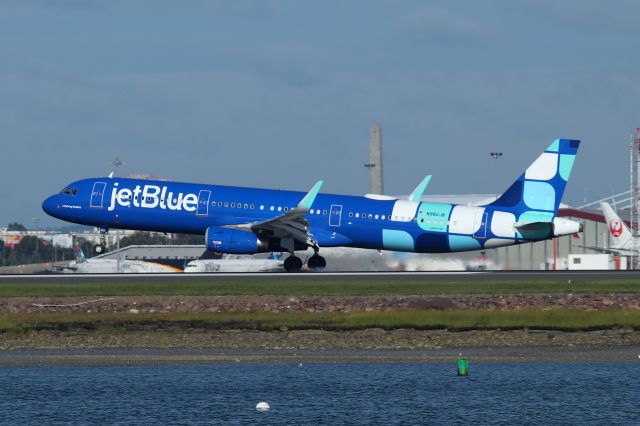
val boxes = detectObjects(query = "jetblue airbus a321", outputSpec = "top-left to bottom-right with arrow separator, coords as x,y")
43,139 -> 582,272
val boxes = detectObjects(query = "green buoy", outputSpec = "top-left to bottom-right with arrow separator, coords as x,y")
457,358 -> 469,376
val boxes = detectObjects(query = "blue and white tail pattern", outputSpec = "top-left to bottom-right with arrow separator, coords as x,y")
489,139 -> 580,222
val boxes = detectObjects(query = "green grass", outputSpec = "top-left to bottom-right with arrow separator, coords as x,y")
0,278 -> 639,297
1,309 -> 639,333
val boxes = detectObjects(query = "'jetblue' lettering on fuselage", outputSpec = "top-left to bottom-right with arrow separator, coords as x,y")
108,183 -> 199,212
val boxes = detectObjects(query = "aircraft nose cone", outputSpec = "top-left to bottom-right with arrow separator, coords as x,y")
42,195 -> 58,216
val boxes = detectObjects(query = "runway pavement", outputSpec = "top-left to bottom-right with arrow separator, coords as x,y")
1,270 -> 640,284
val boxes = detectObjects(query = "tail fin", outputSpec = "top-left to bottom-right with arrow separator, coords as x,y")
600,202 -> 632,250
74,242 -> 87,263
488,139 -> 580,221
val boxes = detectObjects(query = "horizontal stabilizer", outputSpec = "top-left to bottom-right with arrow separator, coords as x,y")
514,221 -> 553,240
408,175 -> 432,202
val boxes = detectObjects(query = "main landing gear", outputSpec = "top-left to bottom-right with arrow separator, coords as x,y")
94,227 -> 108,254
307,254 -> 327,271
284,255 -> 303,273
283,248 -> 327,273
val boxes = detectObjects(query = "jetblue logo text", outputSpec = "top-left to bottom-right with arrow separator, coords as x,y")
108,183 -> 199,212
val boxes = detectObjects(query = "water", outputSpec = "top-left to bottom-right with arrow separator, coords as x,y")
0,362 -> 638,425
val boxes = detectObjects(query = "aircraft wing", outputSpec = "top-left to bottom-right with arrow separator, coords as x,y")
232,180 -> 323,248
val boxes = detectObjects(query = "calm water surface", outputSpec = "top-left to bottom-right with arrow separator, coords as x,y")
0,362 -> 638,425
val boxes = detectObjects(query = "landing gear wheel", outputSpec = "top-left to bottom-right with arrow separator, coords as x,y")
284,255 -> 303,273
96,227 -> 108,254
307,255 -> 327,271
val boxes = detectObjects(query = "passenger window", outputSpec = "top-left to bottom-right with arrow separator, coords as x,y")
224,202 -> 229,207
260,205 -> 264,210
270,206 -> 274,211
381,215 -> 386,220
244,203 -> 248,209
355,213 -> 359,218
368,214 -> 372,219
250,204 -> 254,209
323,210 -> 327,215
278,207 -> 282,211
375,214 -> 379,220
231,203 -> 236,208
218,202 -> 222,207
310,209 -> 315,214
349,212 -> 353,217
284,207 -> 289,212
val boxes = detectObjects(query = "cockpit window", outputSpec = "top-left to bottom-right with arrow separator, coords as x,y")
61,187 -> 77,196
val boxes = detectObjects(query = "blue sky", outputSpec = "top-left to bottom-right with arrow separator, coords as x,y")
1,0 -> 639,227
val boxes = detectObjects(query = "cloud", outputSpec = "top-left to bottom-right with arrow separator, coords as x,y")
395,5 -> 490,45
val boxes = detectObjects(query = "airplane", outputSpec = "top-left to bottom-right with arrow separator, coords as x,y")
595,202 -> 635,255
52,242 -> 179,273
42,138 -> 582,272
183,253 -> 284,273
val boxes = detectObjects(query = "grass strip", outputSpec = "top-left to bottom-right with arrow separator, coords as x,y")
2,309 -> 639,333
0,279 -> 639,297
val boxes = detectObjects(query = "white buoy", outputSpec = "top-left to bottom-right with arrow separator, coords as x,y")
256,402 -> 270,413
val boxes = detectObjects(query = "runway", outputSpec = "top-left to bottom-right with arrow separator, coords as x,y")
1,270 -> 640,284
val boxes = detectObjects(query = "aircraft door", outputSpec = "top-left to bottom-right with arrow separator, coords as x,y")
197,190 -> 211,216
473,212 -> 488,239
329,204 -> 342,227
90,182 -> 107,208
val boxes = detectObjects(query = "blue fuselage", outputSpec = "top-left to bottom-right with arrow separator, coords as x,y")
42,176 -> 576,254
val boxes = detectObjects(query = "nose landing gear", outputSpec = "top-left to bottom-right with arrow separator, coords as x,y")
94,227 -> 108,254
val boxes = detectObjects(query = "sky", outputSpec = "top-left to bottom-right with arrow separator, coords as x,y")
1,0 -> 640,228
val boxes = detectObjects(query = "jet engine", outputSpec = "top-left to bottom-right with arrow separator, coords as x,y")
205,226 -> 266,254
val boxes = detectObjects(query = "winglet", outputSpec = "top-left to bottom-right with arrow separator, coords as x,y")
408,175 -> 431,202
297,180 -> 323,210
108,172 -> 114,178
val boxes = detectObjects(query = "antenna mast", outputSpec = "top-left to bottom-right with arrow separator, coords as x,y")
632,130 -> 640,269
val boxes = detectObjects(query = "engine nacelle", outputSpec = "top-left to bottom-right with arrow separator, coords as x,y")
205,226 -> 265,254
